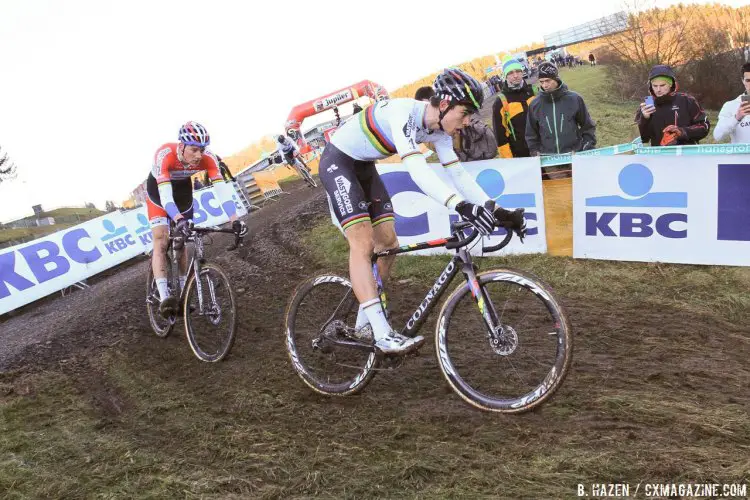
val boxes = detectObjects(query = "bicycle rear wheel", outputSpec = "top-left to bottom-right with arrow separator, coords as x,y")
145,255 -> 175,338
435,268 -> 572,413
285,274 -> 379,396
183,263 -> 237,362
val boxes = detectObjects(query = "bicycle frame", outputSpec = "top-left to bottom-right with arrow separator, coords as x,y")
371,236 -> 501,340
168,227 -> 239,315
317,222 -> 512,351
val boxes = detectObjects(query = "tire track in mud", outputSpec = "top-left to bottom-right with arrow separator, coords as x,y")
0,180 -> 327,372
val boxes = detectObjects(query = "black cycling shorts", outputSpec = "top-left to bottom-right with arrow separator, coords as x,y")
318,143 -> 394,231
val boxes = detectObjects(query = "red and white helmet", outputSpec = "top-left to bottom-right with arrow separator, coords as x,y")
178,121 -> 210,147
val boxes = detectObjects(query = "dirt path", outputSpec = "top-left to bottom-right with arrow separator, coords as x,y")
0,179 -> 325,372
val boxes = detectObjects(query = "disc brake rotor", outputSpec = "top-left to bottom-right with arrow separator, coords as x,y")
489,325 -> 519,356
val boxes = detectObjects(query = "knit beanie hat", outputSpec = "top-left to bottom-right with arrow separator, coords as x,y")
502,55 -> 524,75
651,76 -> 674,87
537,61 -> 561,84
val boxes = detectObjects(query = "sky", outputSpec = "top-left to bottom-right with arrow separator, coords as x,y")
0,0 -> 747,222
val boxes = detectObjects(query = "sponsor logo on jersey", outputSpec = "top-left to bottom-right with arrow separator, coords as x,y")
333,175 -> 353,215
327,164 -> 338,173
402,113 -> 417,138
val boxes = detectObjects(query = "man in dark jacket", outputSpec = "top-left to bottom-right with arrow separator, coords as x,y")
525,62 -> 597,156
492,55 -> 537,158
455,115 -> 498,162
635,65 -> 709,146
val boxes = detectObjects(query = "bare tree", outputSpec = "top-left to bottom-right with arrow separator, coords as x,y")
601,2 -> 698,74
0,146 -> 18,185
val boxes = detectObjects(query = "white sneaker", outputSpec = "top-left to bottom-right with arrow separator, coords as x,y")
374,331 -> 425,355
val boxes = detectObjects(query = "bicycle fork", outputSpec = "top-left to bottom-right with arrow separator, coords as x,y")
458,251 -> 506,350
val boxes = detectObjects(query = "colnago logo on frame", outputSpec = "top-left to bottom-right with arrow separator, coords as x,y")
585,163 -> 688,238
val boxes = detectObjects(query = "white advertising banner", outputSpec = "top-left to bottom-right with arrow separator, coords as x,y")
0,183 -> 249,315
190,184 -> 248,229
0,212 -> 146,315
573,155 -> 750,265
375,157 -> 547,256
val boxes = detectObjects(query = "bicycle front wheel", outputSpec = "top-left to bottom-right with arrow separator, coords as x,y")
183,263 -> 237,362
285,274 -> 378,396
435,268 -> 572,413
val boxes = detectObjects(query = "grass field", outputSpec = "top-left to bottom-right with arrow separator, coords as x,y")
38,207 -> 105,219
0,224 -> 76,246
0,207 -> 105,246
1,217 -> 748,498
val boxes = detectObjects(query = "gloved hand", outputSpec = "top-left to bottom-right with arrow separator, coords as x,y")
494,206 -> 527,241
660,125 -> 686,146
455,201 -> 495,235
232,219 -> 248,237
173,218 -> 193,250
175,218 -> 193,238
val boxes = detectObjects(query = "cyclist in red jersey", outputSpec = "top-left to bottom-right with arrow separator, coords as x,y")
146,121 -> 247,317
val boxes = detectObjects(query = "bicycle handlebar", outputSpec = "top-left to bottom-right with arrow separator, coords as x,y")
170,225 -> 244,251
445,220 -> 514,253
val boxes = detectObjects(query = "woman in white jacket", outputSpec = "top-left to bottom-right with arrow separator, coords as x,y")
714,62 -> 750,143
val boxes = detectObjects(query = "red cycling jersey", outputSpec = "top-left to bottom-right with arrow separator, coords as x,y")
146,143 -> 231,226
152,142 -> 223,185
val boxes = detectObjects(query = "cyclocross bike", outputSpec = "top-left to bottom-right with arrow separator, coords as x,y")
285,217 -> 573,413
146,223 -> 244,362
290,154 -> 317,188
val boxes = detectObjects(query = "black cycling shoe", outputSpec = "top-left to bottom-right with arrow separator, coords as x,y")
158,296 -> 178,318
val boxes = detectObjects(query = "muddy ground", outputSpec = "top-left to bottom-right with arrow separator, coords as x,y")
2,179 -> 749,497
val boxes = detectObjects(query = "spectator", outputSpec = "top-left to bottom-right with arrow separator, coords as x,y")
455,114 -> 498,162
526,61 -> 597,156
492,55 -> 537,158
635,65 -> 710,147
714,62 -> 750,144
414,86 -> 435,102
588,53 -> 596,66
193,177 -> 204,190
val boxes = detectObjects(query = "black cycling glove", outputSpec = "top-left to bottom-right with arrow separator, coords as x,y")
455,201 -> 495,235
494,207 -> 527,241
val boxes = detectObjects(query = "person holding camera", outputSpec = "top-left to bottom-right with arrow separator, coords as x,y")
636,65 -> 709,147
714,62 -> 750,144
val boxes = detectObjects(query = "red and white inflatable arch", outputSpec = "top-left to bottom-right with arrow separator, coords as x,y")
284,80 -> 389,153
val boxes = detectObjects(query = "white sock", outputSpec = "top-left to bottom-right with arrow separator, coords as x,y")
155,278 -> 169,301
362,298 -> 391,341
179,275 -> 187,291
355,303 -> 370,330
